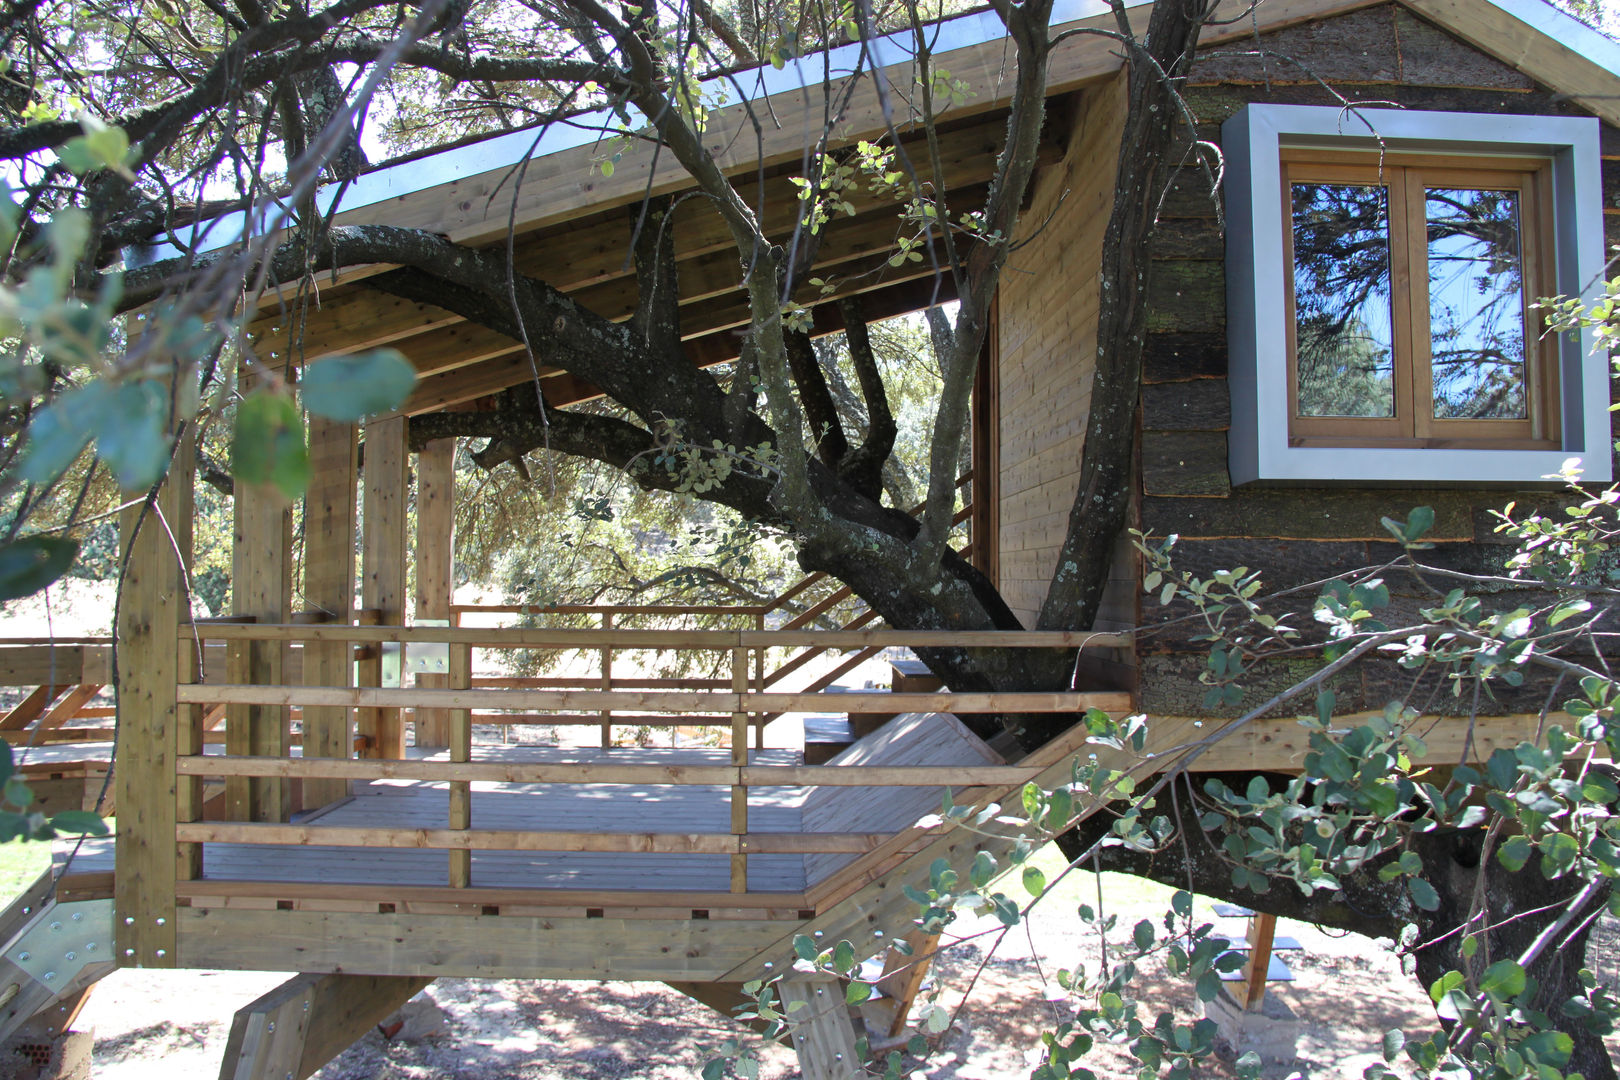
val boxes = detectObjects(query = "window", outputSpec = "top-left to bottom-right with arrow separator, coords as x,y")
1224,105 -> 1609,485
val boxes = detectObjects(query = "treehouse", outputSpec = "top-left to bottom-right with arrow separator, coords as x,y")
2,0 -> 1619,1075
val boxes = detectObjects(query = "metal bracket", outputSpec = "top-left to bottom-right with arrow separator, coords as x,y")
4,899 -> 113,990
407,619 -> 450,676
378,619 -> 449,688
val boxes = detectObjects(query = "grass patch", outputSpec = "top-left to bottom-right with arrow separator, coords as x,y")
0,840 -> 51,905
1010,843 -> 1228,921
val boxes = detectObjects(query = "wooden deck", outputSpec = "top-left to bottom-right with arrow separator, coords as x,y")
60,717 -> 1004,902
65,746 -> 811,893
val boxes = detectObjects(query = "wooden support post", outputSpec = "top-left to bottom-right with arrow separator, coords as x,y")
448,615 -> 471,889
599,612 -> 614,748
779,978 -> 861,1080
876,929 -> 940,1038
0,959 -> 114,1048
730,646 -> 748,893
115,425 -> 193,968
413,437 -> 455,750
301,417 -> 358,809
217,972 -> 431,1080
1239,911 -> 1278,1010
228,442 -> 293,821
359,415 -> 408,760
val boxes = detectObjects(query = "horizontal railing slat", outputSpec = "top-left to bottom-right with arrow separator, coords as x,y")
175,822 -> 903,854
173,684 -> 1134,715
175,624 -> 1133,649
175,754 -> 1044,787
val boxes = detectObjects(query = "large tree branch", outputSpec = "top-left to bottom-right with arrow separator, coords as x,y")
407,401 -> 780,519
786,328 -> 848,469
914,0 -> 1054,568
834,296 -> 895,501
1036,0 -> 1215,632
0,0 -> 400,161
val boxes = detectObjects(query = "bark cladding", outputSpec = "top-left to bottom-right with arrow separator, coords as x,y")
1134,3 -> 1620,717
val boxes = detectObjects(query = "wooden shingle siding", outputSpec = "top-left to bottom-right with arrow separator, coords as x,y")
1131,2 -> 1620,719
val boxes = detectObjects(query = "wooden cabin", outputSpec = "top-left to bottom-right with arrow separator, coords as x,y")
2,0 -> 1619,1074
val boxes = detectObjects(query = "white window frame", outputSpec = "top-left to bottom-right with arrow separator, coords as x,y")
1224,104 -> 1610,486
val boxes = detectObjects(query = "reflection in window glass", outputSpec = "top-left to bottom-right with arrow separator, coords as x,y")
1426,188 -> 1526,420
1291,183 -> 1396,417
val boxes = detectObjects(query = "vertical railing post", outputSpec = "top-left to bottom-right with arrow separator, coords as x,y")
730,644 -> 749,893
175,629 -> 204,888
115,418 -> 193,968
301,416 -> 358,809
599,611 -> 613,748
448,611 -> 471,888
360,414 -> 408,760
414,436 -> 456,750
753,613 -> 765,750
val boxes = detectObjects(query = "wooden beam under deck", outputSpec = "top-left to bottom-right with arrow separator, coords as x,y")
175,907 -> 795,981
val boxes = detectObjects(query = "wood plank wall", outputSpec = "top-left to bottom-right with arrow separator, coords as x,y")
994,72 -> 1135,633
1134,4 -> 1620,718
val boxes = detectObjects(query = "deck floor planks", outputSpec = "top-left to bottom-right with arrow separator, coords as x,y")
52,723 -> 1003,897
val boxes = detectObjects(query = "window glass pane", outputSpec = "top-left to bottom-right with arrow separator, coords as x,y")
1291,182 -> 1396,418
1425,187 -> 1527,420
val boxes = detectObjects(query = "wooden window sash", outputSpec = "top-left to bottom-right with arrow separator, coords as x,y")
1280,152 -> 1558,451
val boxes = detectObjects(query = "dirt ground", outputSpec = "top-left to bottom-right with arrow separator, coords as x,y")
63,890 -> 1538,1080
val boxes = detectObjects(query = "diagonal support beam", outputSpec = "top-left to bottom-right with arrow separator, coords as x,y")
218,972 -> 433,1080
779,977 -> 862,1080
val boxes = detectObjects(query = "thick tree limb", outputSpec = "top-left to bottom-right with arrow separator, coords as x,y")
786,328 -> 848,469
1036,0 -> 1214,632
835,296 -> 895,501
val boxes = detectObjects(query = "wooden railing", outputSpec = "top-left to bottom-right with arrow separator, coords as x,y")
170,625 -> 1131,900
443,472 -> 981,734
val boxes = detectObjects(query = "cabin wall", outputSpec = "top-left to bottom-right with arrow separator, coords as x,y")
995,72 -> 1132,632
1137,3 -> 1620,718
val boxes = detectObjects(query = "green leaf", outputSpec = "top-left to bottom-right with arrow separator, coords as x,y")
1429,970 -> 1464,1004
1521,1030 -> 1574,1067
97,381 -> 172,490
21,381 -> 118,486
3,777 -> 32,809
1132,919 -> 1155,951
832,940 -> 855,975
233,391 -> 309,498
1540,832 -> 1580,877
1408,877 -> 1440,911
701,1058 -> 727,1080
47,809 -> 106,836
1022,865 -> 1046,898
845,980 -> 872,1005
0,536 -> 78,602
1498,834 -> 1533,873
1480,959 -> 1526,1000
1381,1029 -> 1405,1062
1403,506 -> 1435,542
300,350 -> 417,421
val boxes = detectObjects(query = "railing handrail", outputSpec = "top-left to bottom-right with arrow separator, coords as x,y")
447,602 -> 770,616
175,684 -> 1133,714
175,754 -> 1048,787
177,624 -> 1133,649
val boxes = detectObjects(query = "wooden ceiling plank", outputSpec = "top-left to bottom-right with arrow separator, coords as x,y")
246,117 -> 1048,359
